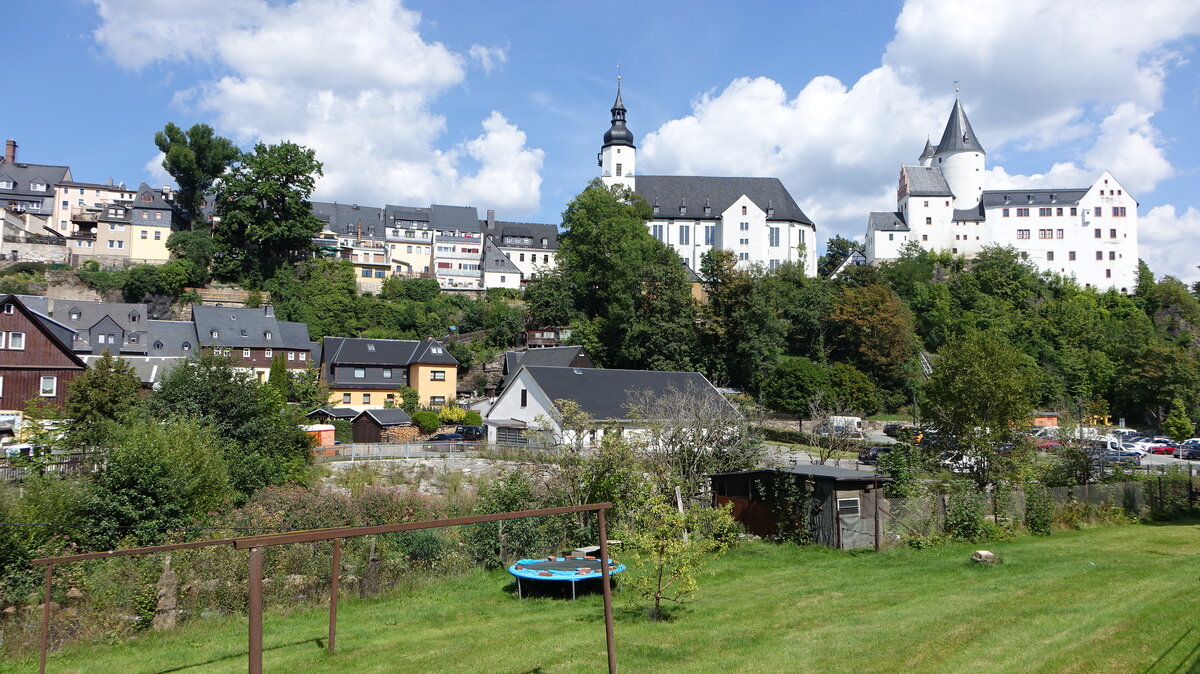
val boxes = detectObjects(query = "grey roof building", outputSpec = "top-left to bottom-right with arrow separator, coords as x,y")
192,305 -> 316,351
0,159 -> 72,215
635,175 -> 814,226
516,366 -> 731,421
501,346 -> 594,389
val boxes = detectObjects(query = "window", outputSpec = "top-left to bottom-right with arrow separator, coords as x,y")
1016,229 -> 1030,239
1069,251 -> 1076,261
769,259 -> 780,270
651,224 -> 663,241
7,332 -> 23,350
1112,207 -> 1126,217
615,163 -> 622,176
739,221 -> 749,231
243,348 -> 251,358
1047,251 -> 1055,261
678,224 -> 689,246
1039,208 -> 1052,217
1109,229 -> 1117,238
0,375 -> 4,397
1106,269 -> 1112,278
430,396 -> 446,406
1002,208 -> 1009,217
1056,229 -> 1064,239
739,238 -> 749,246
741,205 -> 747,215
354,367 -> 365,379
922,235 -> 928,241
386,394 -> 395,404
430,370 -> 446,381
107,240 -> 124,249
140,230 -> 148,240
0,180 -> 11,189
361,269 -> 371,278
520,389 -> 528,407
1109,251 -> 1116,261
768,227 -> 780,247
265,348 -> 272,357
288,352 -> 296,361
519,254 -> 525,262
837,498 -> 860,516
1070,207 -> 1077,216
30,182 -> 46,192
183,342 -> 191,352
888,233 -> 894,241
39,376 -> 56,397
154,230 -> 161,240
1016,208 -> 1030,217
925,217 -> 932,225
2,304 -> 11,315
299,353 -> 307,362
923,200 -> 929,207
1096,251 -> 1103,260
738,252 -> 749,261
1094,229 -> 1101,238
361,393 -> 371,404
383,368 -> 392,379
342,393 -> 352,404
1056,208 -> 1064,216
1094,207 -> 1102,216
141,212 -> 148,219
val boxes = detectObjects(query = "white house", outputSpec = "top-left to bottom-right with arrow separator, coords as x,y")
866,100 -> 1139,292
596,84 -> 818,276
483,365 -> 732,446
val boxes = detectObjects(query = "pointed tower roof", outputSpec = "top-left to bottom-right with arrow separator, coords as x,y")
935,99 -> 985,155
919,138 -> 936,162
602,81 -> 635,149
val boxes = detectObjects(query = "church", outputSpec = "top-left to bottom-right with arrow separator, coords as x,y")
596,83 -> 818,276
865,100 -> 1139,292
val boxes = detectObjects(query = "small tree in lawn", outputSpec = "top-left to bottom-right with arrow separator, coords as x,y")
622,494 -> 739,621
1162,398 -> 1193,442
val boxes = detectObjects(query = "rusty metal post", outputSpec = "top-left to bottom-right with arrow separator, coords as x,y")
329,538 -> 340,653
39,564 -> 52,674
248,547 -> 263,674
597,509 -> 617,674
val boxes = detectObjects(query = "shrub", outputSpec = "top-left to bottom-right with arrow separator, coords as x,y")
464,410 -> 483,426
944,485 -> 990,542
1025,485 -> 1053,536
437,406 -> 466,424
411,410 -> 440,434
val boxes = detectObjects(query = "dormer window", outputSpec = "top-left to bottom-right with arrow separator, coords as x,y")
431,346 -> 443,354
69,310 -> 80,320
183,342 -> 191,351
367,344 -> 375,352
211,330 -> 218,338
30,182 -> 47,192
541,237 -> 548,248
129,334 -> 138,344
240,328 -> 247,337
0,180 -> 12,189
141,193 -> 153,202
264,330 -> 272,340
153,340 -> 163,349
129,311 -> 139,322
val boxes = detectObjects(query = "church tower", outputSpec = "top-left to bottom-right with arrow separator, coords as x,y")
931,99 -> 985,210
598,79 -> 636,190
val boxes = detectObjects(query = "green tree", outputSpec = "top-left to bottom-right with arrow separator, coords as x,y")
286,366 -> 329,412
267,354 -> 289,397
63,351 -> 142,453
926,330 -> 1038,487
760,357 -> 829,419
1162,398 -> 1194,442
826,362 -> 879,416
396,386 -> 420,414
121,265 -> 163,302
524,271 -> 580,328
147,354 -> 311,498
621,494 -> 739,621
380,277 -> 441,302
817,234 -> 864,278
154,122 -> 241,228
88,416 -> 231,548
166,229 -> 216,277
411,410 -> 440,433
827,283 -> 918,382
213,141 -> 324,286
266,259 -> 360,339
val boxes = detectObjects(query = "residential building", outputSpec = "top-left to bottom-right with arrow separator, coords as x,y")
865,100 -> 1139,291
500,346 -> 594,391
320,337 -> 459,410
191,305 -> 318,381
53,180 -> 135,238
595,85 -> 818,275
0,295 -> 87,424
484,366 -> 732,446
0,141 -> 71,222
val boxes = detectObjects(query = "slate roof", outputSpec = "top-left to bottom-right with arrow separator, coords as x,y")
901,166 -> 953,196
521,366 -> 732,421
918,139 -> 935,162
482,236 -> 521,274
53,300 -> 149,352
935,99 -> 985,155
132,182 -> 173,211
635,175 -> 814,226
323,337 -> 458,367
867,211 -> 909,232
981,188 -> 1090,208
430,204 -> 481,231
192,306 -> 315,350
0,162 -> 71,201
146,320 -> 199,357
710,465 -> 891,483
354,408 -> 413,426
307,407 -> 359,420
493,221 -> 559,249
83,354 -> 182,385
28,310 -> 77,350
312,201 -> 384,237
14,295 -> 49,315
503,346 -> 590,375
953,206 -> 987,222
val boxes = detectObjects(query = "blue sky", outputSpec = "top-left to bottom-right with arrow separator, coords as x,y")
8,0 -> 1200,281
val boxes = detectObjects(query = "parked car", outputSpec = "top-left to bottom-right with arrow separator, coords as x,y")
1099,449 -> 1142,466
1147,442 -> 1177,455
425,433 -> 465,450
1173,446 -> 1200,460
857,446 -> 893,465
455,425 -> 486,442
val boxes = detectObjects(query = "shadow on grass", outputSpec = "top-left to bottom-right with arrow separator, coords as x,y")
150,637 -> 326,673
1140,627 -> 1200,674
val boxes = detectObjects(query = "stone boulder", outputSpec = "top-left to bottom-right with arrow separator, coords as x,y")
970,550 -> 1001,564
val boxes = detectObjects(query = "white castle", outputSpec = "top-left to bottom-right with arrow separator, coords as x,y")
865,100 -> 1138,292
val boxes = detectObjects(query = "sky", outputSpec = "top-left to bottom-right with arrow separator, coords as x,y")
8,0 -> 1200,283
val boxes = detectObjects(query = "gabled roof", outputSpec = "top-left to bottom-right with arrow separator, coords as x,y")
307,407 -> 359,420
867,211 -> 909,232
430,204 -> 480,231
934,99 -> 985,155
132,183 -> 172,211
901,166 -> 953,196
191,305 -> 314,350
312,201 -> 385,238
323,337 -> 458,367
354,408 -> 413,426
981,188 -> 1090,209
0,295 -> 86,369
0,162 -> 70,199
146,319 -> 199,357
503,346 -> 590,375
634,175 -> 813,226
519,366 -> 732,421
492,221 -> 559,249
81,354 -> 182,385
482,236 -> 521,274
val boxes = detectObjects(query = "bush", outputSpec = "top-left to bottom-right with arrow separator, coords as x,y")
411,410 -> 440,434
1025,484 -> 1053,536
437,406 -> 466,424
944,484 -> 991,543
464,410 -> 483,426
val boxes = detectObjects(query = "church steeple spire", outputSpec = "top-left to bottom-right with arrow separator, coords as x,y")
602,74 -> 635,149
598,70 -> 636,189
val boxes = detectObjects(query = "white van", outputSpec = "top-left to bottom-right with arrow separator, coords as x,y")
828,416 -> 863,432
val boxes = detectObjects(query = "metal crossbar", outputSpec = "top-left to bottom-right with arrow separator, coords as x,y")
31,502 -> 618,674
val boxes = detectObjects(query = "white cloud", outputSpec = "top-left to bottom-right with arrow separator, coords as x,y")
468,44 -> 508,75
92,0 -> 543,215
639,0 -> 1200,279
1139,205 -> 1200,284
141,151 -> 173,188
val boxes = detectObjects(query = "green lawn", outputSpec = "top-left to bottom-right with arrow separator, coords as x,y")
7,520 -> 1200,673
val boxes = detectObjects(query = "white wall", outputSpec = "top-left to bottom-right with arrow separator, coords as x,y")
599,144 -> 635,191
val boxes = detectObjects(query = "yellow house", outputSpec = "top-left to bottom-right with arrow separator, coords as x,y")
129,222 -> 172,263
320,336 -> 459,410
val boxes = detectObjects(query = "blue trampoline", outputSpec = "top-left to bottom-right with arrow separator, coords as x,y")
509,556 -> 626,600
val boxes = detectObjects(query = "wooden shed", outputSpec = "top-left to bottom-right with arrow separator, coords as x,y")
351,409 -> 413,443
710,465 -> 891,550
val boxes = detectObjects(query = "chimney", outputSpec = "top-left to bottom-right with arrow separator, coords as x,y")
264,305 -> 275,318
486,209 -> 495,229
3,140 -> 15,163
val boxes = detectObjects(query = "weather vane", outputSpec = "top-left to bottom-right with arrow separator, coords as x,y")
954,79 -> 960,94
617,64 -> 622,83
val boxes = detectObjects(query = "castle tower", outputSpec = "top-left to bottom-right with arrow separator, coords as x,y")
598,79 -> 636,191
932,99 -> 985,210
918,138 -> 935,167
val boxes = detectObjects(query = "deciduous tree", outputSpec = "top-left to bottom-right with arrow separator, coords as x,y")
154,122 -> 241,228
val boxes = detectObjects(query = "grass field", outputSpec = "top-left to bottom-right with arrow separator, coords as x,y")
7,520 -> 1199,673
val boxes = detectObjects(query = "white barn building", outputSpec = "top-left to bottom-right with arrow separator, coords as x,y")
597,85 -> 818,275
866,100 -> 1139,292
